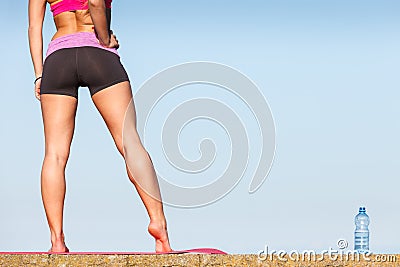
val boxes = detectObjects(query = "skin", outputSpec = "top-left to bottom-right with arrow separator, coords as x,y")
28,0 -> 172,253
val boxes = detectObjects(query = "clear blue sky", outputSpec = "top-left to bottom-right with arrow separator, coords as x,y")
0,0 -> 399,253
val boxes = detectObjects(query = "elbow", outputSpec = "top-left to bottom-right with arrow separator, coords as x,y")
28,23 -> 42,31
28,25 -> 37,32
28,25 -> 41,36
88,0 -> 105,8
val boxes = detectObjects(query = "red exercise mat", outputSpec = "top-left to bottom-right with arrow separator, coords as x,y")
0,248 -> 227,255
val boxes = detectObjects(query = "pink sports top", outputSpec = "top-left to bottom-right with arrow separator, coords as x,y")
50,0 -> 112,17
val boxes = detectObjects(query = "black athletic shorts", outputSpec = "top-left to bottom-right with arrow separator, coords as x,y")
41,47 -> 130,99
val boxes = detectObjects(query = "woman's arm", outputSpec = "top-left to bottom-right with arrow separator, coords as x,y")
28,0 -> 46,79
89,0 -> 115,47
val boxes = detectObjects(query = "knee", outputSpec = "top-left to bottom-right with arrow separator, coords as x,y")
119,132 -> 144,158
112,134 -> 125,156
117,144 -> 124,157
44,150 -> 70,167
123,144 -> 151,166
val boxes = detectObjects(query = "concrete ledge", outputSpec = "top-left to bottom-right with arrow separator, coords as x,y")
0,254 -> 398,266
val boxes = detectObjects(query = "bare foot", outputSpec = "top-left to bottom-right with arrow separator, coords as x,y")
48,245 -> 69,253
49,236 -> 69,253
148,221 -> 172,253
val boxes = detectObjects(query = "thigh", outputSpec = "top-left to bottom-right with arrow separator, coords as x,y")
41,94 -> 78,157
91,81 -> 141,154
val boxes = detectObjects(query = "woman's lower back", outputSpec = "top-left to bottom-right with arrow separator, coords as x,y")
52,10 -> 95,40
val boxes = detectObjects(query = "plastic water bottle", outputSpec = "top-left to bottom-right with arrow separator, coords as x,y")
354,207 -> 370,253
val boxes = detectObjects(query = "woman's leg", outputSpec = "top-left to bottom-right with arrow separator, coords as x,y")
40,94 -> 78,253
91,81 -> 172,252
